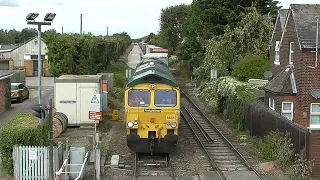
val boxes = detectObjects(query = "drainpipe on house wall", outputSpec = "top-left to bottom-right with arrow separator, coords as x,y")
316,18 -> 319,68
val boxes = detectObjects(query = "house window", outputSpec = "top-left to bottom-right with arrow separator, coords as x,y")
274,41 -> 280,65
282,101 -> 293,120
289,42 -> 294,64
269,98 -> 275,110
310,103 -> 320,128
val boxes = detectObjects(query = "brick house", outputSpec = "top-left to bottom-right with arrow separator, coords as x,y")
0,72 -> 11,114
265,4 -> 320,176
0,37 -> 50,77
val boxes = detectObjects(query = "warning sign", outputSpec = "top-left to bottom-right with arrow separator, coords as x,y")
90,93 -> 101,112
91,94 -> 100,104
89,111 -> 103,121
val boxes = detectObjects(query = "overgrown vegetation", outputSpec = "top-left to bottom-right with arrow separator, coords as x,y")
0,114 -> 49,176
197,76 -> 258,130
257,131 -> 314,180
232,55 -> 270,82
46,32 -> 131,77
105,63 -> 129,110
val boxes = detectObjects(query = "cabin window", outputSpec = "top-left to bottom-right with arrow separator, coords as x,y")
155,90 -> 177,107
282,101 -> 293,120
289,42 -> 294,64
269,98 -> 275,111
310,103 -> 320,128
128,90 -> 150,107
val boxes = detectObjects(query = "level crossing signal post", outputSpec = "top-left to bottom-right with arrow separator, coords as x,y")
31,98 -> 54,180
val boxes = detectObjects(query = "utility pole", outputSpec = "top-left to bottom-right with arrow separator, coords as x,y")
62,26 -> 64,34
37,24 -> 42,106
48,97 -> 54,180
107,26 -> 108,36
80,14 -> 83,35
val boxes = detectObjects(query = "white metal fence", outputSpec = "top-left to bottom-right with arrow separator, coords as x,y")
13,145 -> 49,179
13,144 -> 63,180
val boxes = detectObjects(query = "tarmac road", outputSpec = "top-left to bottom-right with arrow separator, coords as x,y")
0,77 -> 54,129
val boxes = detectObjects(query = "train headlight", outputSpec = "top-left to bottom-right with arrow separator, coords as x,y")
171,122 -> 177,128
134,121 -> 138,125
127,122 -> 134,128
166,122 -> 171,126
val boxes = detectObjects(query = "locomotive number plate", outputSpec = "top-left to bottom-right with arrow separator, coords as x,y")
166,115 -> 177,120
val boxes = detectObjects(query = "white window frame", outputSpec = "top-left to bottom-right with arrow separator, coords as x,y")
281,101 -> 293,120
269,98 -> 275,111
310,103 -> 320,129
274,41 -> 280,65
289,42 -> 294,64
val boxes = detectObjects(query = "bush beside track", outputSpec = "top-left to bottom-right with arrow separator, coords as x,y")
0,114 -> 49,176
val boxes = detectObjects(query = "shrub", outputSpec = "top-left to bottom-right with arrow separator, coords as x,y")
288,149 -> 314,180
108,87 -> 124,110
114,72 -> 128,88
105,64 -> 128,89
0,114 -> 49,176
258,130 -> 294,168
232,55 -> 270,82
197,76 -> 258,129
258,131 -> 314,179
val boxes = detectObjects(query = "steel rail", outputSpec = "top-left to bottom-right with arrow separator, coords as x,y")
180,90 -> 266,180
180,108 -> 225,180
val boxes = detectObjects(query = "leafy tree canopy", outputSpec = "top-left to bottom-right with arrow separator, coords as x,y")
194,7 -> 274,81
232,55 -> 270,82
177,0 -> 280,76
46,33 -> 131,76
0,28 -> 60,44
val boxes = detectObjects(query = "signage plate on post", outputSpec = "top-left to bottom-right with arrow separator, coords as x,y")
89,111 -> 103,121
28,148 -> 37,160
90,93 -> 101,112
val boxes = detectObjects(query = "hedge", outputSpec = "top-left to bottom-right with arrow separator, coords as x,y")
46,33 -> 131,77
0,114 -> 49,176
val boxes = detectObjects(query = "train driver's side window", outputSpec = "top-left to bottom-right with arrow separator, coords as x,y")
128,90 -> 150,107
155,90 -> 177,107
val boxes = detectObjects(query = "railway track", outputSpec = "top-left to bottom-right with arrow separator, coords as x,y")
134,153 -> 175,180
180,90 -> 266,180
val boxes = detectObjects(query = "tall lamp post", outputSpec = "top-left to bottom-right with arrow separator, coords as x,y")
26,12 -> 56,180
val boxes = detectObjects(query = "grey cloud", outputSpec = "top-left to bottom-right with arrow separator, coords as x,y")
0,0 -> 19,7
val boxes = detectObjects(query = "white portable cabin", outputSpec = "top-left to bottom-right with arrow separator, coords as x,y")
54,75 -> 103,126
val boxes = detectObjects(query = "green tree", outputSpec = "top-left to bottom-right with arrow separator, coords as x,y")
144,33 -> 156,43
195,7 -> 274,81
47,33 -> 131,76
232,55 -> 270,82
158,4 -> 190,54
19,28 -> 37,42
178,0 -> 280,76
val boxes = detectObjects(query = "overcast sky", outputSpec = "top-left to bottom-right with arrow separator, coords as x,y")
0,0 -> 318,39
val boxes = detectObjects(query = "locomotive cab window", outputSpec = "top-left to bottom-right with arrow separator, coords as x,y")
155,90 -> 177,107
128,90 -> 150,107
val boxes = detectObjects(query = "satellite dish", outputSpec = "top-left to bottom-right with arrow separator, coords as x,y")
264,71 -> 273,79
311,89 -> 320,99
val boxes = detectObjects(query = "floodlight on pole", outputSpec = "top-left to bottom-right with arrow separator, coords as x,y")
26,13 -> 39,21
44,13 -> 56,22
26,12 -> 56,180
